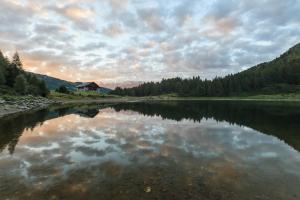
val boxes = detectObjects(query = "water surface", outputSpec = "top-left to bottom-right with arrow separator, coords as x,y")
0,101 -> 300,200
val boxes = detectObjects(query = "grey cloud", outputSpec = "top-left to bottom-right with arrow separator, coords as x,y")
107,52 -> 119,59
118,11 -> 138,28
0,0 -> 300,85
172,0 -> 197,26
75,146 -> 106,157
34,23 -> 64,35
102,23 -> 124,37
137,8 -> 167,32
79,42 -> 107,51
48,4 -> 95,31
106,0 -> 129,10
0,1 -> 34,40
83,57 -> 103,67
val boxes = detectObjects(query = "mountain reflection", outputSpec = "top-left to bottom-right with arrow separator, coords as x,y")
0,101 -> 300,200
0,104 -> 106,154
1,101 -> 300,154
111,101 -> 300,151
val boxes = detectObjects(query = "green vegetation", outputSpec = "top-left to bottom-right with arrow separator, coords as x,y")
55,85 -> 70,94
14,74 -> 27,94
49,90 -> 116,100
33,73 -> 77,91
33,73 -> 112,93
151,93 -> 300,101
0,50 -> 49,97
111,43 -> 300,97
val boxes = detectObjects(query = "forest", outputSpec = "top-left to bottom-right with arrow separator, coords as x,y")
111,43 -> 300,97
0,50 -> 49,97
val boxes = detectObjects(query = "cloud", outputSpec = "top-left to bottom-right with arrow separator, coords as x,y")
0,0 -> 34,40
79,42 -> 107,51
102,23 -> 124,37
64,5 -> 93,20
173,0 -> 196,27
49,4 -> 95,30
0,0 -> 299,88
203,16 -> 239,37
34,23 -> 66,36
106,0 -> 128,10
137,8 -> 167,32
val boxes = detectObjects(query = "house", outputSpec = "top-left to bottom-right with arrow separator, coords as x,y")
76,82 -> 100,91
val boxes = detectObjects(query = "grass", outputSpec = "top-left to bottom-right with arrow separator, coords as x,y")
41,90 -> 300,102
2,91 -> 300,103
139,92 -> 300,102
48,90 -> 118,100
239,93 -> 300,100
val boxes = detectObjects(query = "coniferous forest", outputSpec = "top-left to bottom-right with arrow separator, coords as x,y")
0,50 -> 49,97
111,43 -> 300,97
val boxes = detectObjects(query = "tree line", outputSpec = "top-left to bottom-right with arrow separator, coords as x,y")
111,44 -> 300,97
0,50 -> 49,96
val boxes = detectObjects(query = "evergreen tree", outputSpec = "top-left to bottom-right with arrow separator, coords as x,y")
12,52 -> 23,70
6,63 -> 21,87
0,50 -> 7,85
0,71 -> 5,85
14,74 -> 27,94
38,80 -> 49,97
56,85 -> 69,94
110,42 -> 300,97
0,49 -> 49,96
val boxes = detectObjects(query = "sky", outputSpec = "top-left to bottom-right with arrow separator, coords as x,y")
0,0 -> 300,88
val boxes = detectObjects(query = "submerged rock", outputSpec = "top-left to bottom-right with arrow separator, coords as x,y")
145,186 -> 151,193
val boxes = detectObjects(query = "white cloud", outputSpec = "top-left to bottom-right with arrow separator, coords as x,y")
0,0 -> 299,88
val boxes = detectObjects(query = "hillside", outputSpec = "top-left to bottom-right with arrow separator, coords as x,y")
111,43 -> 300,97
32,73 -> 112,93
32,73 -> 77,91
74,82 -> 112,94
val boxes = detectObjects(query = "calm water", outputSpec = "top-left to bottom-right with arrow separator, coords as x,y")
0,101 -> 300,200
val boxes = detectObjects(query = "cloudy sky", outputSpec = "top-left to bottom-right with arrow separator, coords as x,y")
0,0 -> 300,88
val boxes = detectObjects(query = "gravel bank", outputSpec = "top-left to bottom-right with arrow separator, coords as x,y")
0,96 -> 57,118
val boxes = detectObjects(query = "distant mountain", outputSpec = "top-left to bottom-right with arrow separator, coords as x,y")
111,43 -> 300,96
31,73 -> 112,93
32,73 -> 77,91
74,82 -> 112,93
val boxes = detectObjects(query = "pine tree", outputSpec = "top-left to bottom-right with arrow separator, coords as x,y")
14,74 -> 27,94
0,50 -> 7,85
12,52 -> 23,70
0,70 -> 5,85
38,80 -> 49,97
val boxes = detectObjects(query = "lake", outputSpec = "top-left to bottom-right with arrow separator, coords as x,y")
0,101 -> 300,200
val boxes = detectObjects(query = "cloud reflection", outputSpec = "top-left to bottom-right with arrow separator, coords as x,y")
0,102 -> 300,199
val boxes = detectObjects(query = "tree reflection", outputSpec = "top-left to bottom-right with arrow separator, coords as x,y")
111,101 -> 300,151
0,104 -> 106,154
1,101 -> 300,155
0,109 -> 49,154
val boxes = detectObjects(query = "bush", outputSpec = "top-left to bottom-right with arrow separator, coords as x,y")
0,85 -> 16,95
14,74 -> 27,95
55,85 -> 70,94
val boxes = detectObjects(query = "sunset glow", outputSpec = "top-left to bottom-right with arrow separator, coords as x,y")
0,0 -> 299,88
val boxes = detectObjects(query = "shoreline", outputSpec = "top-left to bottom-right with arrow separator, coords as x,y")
1,95 -> 300,119
0,96 -> 57,119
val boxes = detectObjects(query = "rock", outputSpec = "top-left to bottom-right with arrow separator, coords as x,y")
145,186 -> 151,193
6,101 -> 14,105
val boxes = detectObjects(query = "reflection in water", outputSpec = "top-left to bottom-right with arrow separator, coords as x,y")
0,101 -> 300,200
112,101 -> 300,151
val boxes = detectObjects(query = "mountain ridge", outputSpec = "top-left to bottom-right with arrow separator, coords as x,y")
111,42 -> 300,96
31,73 -> 112,93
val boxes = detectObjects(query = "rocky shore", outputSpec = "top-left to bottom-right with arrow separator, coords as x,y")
0,96 -> 57,118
